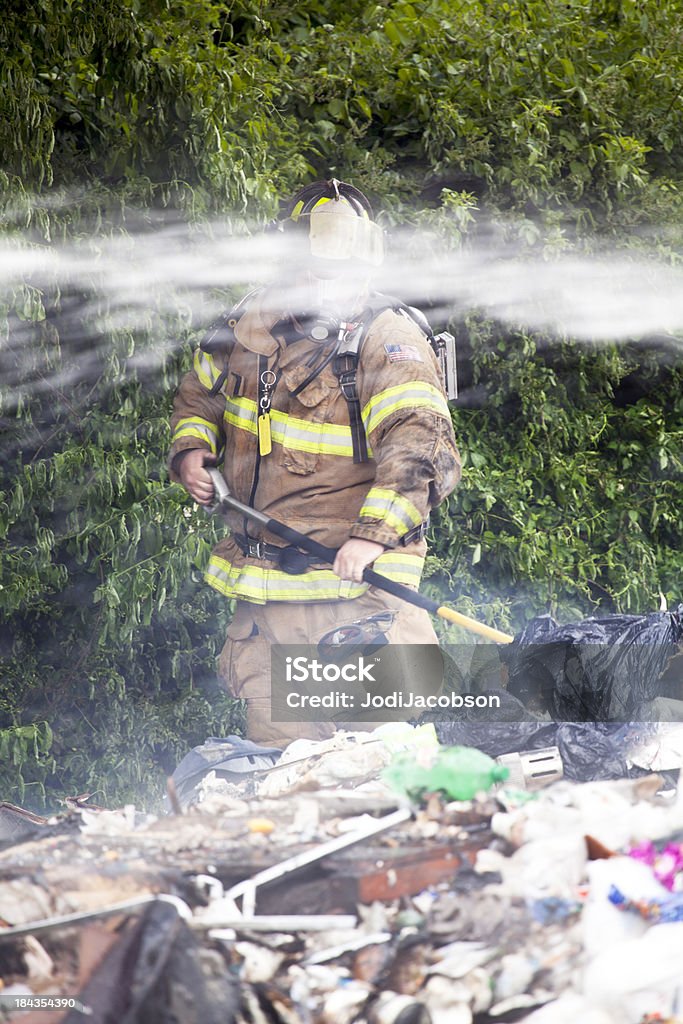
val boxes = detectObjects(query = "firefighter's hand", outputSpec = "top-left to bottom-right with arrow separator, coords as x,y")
333,539 -> 385,583
178,450 -> 217,506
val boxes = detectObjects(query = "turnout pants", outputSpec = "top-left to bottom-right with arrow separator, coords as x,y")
218,586 -> 442,747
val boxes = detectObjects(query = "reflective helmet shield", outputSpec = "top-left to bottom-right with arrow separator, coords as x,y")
306,198 -> 384,267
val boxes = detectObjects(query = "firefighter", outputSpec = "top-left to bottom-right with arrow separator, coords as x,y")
168,179 -> 461,746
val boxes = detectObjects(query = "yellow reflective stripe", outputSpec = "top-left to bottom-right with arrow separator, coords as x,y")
225,397 -> 354,441
224,397 -> 258,435
193,348 -> 223,390
223,397 -> 374,459
205,551 -> 424,603
389,491 -> 422,524
172,417 -> 220,454
360,487 -> 422,534
362,382 -> 450,436
291,196 -> 333,222
374,557 -> 421,581
206,556 -> 366,604
373,552 -> 424,585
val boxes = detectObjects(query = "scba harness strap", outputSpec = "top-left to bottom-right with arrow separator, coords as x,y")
333,346 -> 369,465
201,288 -> 262,397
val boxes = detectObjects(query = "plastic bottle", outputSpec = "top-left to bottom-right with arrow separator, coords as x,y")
383,745 -> 509,802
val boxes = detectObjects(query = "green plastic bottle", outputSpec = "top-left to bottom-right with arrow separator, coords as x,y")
383,745 -> 509,802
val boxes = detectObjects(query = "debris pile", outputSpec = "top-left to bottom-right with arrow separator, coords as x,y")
2,722 -> 683,1022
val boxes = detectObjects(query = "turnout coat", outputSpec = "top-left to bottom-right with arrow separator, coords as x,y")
169,289 -> 461,605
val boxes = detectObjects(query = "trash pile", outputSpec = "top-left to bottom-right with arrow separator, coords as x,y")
2,720 -> 683,1023
1,608 -> 681,1022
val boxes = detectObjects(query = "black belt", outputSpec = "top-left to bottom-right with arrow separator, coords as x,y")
233,516 -> 429,575
232,534 -> 319,574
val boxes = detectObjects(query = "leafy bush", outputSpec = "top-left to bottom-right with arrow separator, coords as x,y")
0,0 -> 681,807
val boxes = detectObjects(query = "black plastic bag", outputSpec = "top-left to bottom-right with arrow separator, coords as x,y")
426,686 -> 559,756
504,606 -> 683,722
555,722 -> 632,781
63,900 -> 238,1024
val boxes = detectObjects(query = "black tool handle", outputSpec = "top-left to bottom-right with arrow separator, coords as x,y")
204,471 -> 514,642
263,510 -> 440,614
206,469 -> 440,614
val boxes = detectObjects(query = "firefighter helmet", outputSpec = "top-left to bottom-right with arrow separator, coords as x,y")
279,178 -> 384,267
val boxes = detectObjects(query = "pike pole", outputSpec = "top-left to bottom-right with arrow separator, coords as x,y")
207,470 -> 514,645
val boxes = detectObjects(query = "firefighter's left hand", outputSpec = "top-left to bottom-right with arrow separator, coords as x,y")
333,539 -> 385,583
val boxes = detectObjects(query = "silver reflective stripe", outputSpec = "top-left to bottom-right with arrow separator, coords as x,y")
372,558 -> 423,585
224,398 -> 374,459
172,417 -> 220,453
206,557 -> 366,603
205,551 -> 424,602
194,349 -> 223,390
224,397 -> 258,434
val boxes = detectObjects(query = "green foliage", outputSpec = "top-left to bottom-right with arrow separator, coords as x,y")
0,299 -> 244,808
425,325 -> 682,637
0,0 -> 682,807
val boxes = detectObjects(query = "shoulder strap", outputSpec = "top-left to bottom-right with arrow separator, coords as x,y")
332,294 -> 412,465
332,324 -> 369,465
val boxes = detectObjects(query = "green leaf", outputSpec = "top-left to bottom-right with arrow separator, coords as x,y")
384,20 -> 402,45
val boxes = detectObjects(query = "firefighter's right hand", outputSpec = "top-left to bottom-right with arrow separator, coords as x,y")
178,450 -> 217,506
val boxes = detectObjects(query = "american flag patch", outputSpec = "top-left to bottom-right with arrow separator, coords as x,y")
384,343 -> 423,363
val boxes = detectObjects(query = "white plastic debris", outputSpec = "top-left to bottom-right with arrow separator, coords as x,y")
491,774 -> 683,853
22,936 -> 54,988
370,722 -> 439,752
320,980 -> 372,1024
427,941 -> 496,979
0,880 -> 52,926
475,831 -> 587,899
369,991 -> 434,1023
78,803 -> 137,835
628,720 -> 683,771
582,855 -> 669,956
493,952 -> 539,1001
582,921 -> 683,1021
235,941 -> 285,983
521,994 -> 614,1022
257,729 -> 411,798
458,967 -> 493,1014
418,975 -> 473,1024
291,796 -> 320,838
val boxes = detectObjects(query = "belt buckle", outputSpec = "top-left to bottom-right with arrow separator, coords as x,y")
338,370 -> 357,400
401,519 -> 429,545
248,540 -> 265,558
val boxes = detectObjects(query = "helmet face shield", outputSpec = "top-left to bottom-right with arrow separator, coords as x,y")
273,180 -> 383,323
307,201 -> 384,267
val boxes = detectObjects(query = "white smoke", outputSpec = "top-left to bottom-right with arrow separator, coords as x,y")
0,206 -> 681,403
